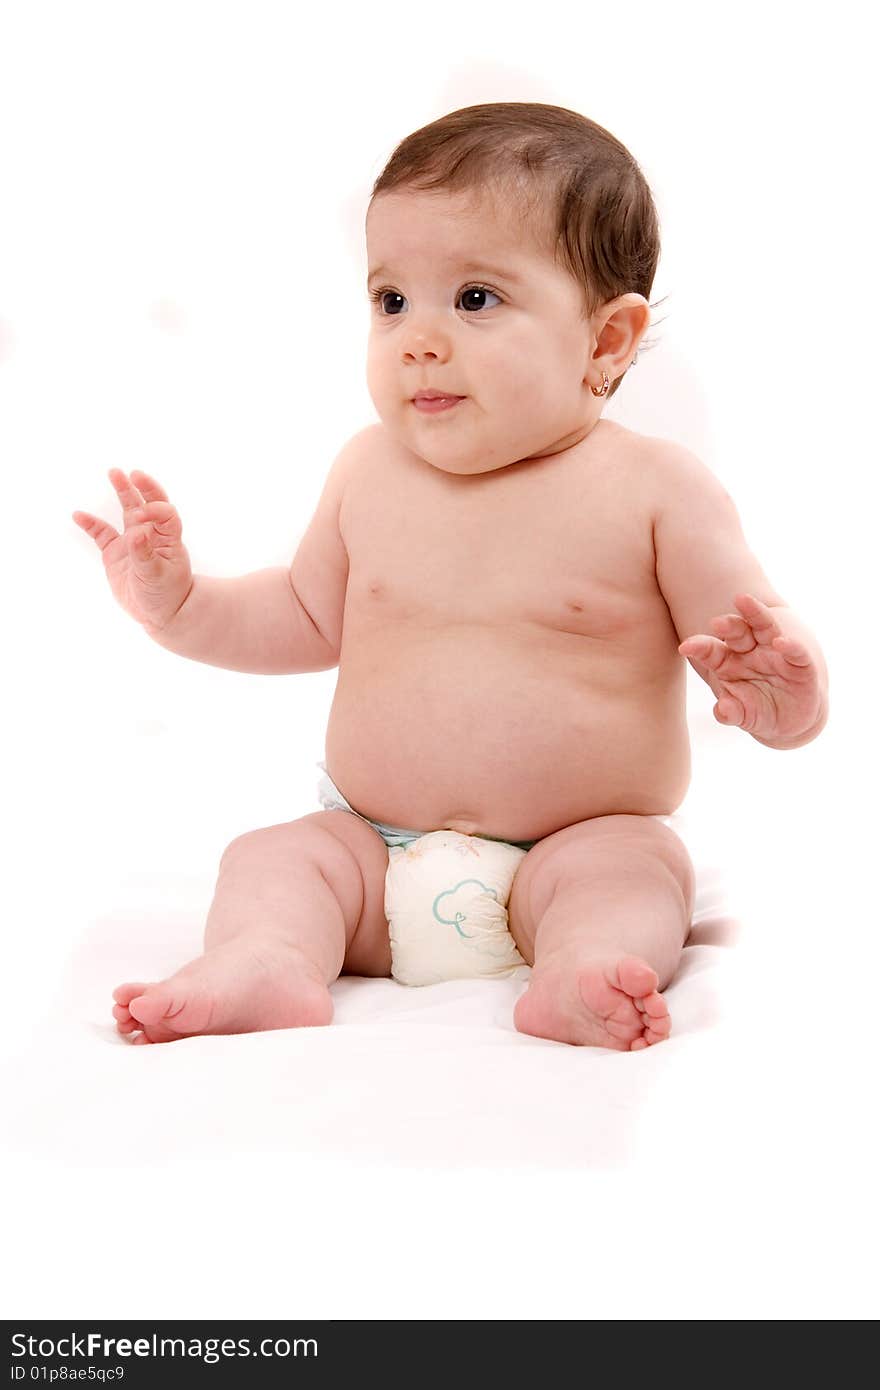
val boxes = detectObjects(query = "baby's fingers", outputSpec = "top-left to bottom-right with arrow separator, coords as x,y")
710,613 -> 756,653
71,510 -> 120,552
108,468 -> 146,521
771,635 -> 814,668
127,502 -> 184,565
128,499 -> 181,533
678,634 -> 729,670
129,469 -> 171,505
733,593 -> 781,647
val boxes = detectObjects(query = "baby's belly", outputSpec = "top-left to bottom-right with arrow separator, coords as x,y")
324,623 -> 691,841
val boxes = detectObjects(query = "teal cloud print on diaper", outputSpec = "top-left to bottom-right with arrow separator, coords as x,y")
432,879 -> 496,938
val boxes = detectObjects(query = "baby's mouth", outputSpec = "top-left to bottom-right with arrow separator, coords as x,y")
411,394 -> 466,414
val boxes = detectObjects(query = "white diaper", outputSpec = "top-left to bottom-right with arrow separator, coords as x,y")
384,831 -> 528,986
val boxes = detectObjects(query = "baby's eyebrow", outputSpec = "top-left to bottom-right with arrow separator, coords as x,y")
367,261 -> 525,287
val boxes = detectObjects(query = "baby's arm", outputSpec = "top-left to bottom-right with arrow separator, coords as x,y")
151,423 -> 360,674
652,441 -> 829,748
75,427 -> 371,675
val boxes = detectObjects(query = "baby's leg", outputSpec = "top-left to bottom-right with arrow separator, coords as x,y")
507,815 -> 695,1050
113,812 -> 391,1044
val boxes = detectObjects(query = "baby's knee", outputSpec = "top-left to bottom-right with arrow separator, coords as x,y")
219,814 -> 363,895
221,816 -> 323,863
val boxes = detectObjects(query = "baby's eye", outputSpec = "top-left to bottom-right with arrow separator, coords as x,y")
371,289 -> 406,315
369,284 -> 502,315
457,285 -> 502,312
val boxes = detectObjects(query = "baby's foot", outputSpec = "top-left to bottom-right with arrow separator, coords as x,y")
513,954 -> 671,1051
112,937 -> 333,1044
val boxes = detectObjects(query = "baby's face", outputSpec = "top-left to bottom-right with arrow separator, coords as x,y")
365,187 -> 611,476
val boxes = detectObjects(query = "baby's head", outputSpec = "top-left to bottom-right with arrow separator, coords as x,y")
364,102 -> 662,475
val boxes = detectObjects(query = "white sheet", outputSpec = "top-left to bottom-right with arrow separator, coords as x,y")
3,853 -> 732,1170
4,701 -> 876,1319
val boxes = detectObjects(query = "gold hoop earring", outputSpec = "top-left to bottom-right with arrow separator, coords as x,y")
590,371 -> 610,398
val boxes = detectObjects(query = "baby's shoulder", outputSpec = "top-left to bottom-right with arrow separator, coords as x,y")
616,431 -> 747,563
337,421 -> 403,477
319,423 -> 389,497
610,424 -> 723,503
586,420 -> 677,495
604,420 -> 676,466
338,421 -> 387,467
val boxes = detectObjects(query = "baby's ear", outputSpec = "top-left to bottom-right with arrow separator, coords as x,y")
591,293 -> 651,381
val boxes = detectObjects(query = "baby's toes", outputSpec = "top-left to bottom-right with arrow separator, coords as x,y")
596,958 -> 663,1043
636,989 -> 668,1021
633,990 -> 671,1048
126,986 -> 178,1027
112,1003 -> 141,1035
126,981 -> 216,1042
617,956 -> 660,999
578,970 -> 644,1043
113,981 -> 149,1007
603,1000 -> 647,1044
644,1013 -> 671,1044
112,982 -> 153,1036
111,981 -> 193,1043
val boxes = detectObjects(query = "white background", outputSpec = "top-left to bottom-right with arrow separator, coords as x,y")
1,0 -> 877,1320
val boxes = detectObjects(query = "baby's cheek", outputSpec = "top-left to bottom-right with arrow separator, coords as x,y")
364,345 -> 391,406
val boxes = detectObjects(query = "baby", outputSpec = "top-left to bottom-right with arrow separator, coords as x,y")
73,102 -> 829,1050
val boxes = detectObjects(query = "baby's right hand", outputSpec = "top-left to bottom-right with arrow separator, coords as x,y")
72,469 -> 194,635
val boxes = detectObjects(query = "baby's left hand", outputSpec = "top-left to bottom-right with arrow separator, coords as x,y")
678,593 -> 825,745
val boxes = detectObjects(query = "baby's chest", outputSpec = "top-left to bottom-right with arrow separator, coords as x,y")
344,474 -> 656,637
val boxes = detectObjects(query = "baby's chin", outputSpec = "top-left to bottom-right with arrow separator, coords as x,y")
382,410 -> 595,476
389,428 -> 521,477
421,455 -> 514,476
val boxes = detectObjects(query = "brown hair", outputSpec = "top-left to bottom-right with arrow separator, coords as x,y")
369,102 -> 665,401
